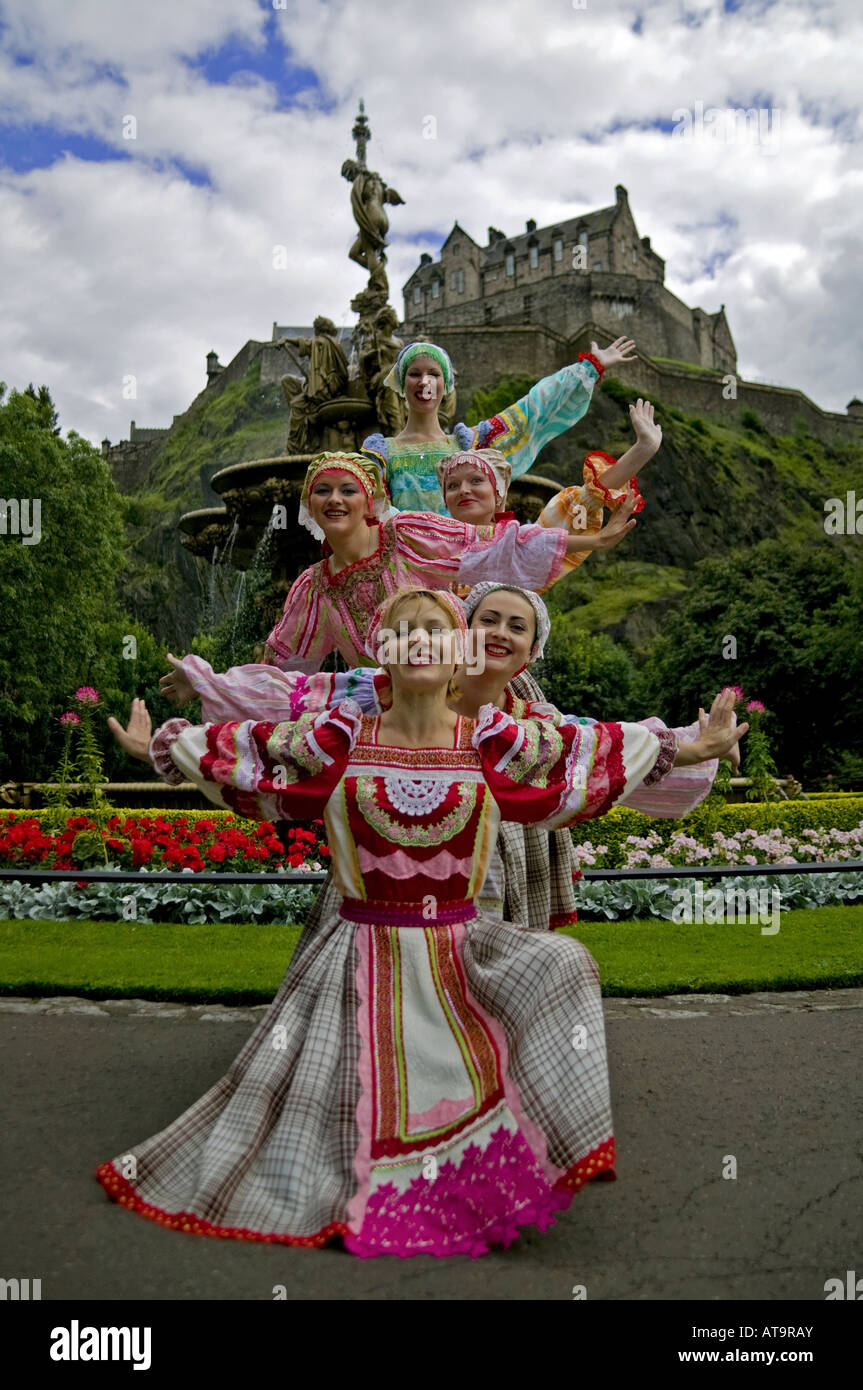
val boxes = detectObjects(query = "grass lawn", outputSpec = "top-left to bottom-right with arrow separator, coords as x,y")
0,905 -> 860,1003
568,904 -> 863,996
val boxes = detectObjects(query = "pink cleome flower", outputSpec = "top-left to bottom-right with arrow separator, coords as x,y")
746,700 -> 766,713
59,711 -> 80,725
75,686 -> 100,704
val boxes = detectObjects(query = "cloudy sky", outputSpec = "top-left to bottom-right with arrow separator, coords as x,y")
0,0 -> 861,445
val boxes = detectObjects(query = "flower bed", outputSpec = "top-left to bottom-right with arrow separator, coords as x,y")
0,812 -> 330,874
2,804 -> 862,925
572,823 -> 863,871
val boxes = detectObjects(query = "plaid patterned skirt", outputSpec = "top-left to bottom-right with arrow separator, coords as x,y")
96,892 -> 614,1258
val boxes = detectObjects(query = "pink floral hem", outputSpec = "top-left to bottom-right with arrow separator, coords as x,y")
344,1128 -> 616,1260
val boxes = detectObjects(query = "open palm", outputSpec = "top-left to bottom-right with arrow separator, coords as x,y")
107,698 -> 152,762
591,337 -> 637,369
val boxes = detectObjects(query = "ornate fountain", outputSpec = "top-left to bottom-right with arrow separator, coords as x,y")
178,100 -> 559,637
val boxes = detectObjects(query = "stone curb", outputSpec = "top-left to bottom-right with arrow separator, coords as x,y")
0,988 -> 860,1021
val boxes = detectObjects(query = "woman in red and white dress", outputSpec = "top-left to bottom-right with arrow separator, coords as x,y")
100,587 -> 745,1258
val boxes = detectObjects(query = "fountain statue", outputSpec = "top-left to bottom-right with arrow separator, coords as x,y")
178,99 -> 412,635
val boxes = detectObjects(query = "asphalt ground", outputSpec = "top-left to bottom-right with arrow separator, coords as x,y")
0,989 -> 860,1302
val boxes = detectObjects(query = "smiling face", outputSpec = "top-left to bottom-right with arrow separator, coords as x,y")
468,591 -> 536,681
308,470 -> 370,537
404,356 -> 446,414
444,462 -> 497,525
383,594 -> 459,695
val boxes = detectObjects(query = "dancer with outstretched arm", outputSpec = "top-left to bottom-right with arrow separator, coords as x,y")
101,587 -> 746,1258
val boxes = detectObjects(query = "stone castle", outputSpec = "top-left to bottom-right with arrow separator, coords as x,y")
401,185 -> 736,378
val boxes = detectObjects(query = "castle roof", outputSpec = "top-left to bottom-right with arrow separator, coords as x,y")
482,203 -> 621,268
404,188 -> 662,287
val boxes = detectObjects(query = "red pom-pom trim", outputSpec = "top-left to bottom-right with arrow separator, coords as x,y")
583,452 -> 645,514
577,351 -> 605,378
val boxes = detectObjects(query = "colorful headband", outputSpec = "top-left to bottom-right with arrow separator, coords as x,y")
365,587 -> 468,666
299,452 -> 390,541
383,341 -> 455,396
436,449 -> 512,509
462,582 -> 551,662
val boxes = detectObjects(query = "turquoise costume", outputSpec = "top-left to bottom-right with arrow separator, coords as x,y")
362,356 -> 603,515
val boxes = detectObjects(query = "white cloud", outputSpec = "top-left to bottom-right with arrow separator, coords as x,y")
0,0 -> 860,443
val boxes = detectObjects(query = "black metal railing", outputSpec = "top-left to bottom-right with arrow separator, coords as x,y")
1,860 -> 861,887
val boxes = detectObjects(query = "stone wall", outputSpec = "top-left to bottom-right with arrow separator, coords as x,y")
612,358 -> 863,445
404,320 -> 862,446
107,439 -> 163,494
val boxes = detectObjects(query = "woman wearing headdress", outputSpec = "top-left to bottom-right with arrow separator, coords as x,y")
361,336 -> 638,515
102,586 -> 746,1257
261,449 -> 638,673
436,396 -> 660,593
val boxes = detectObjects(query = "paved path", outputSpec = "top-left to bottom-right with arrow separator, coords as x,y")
1,990 -> 860,1301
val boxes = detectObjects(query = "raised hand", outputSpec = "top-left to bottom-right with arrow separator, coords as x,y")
591,337 -> 637,369
629,398 -> 662,454
695,689 -> 749,762
106,698 -> 152,762
159,653 -> 196,708
592,486 -> 639,550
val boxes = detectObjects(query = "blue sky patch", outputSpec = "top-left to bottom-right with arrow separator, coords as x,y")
0,124 -> 132,172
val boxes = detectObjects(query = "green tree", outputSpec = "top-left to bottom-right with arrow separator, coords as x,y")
0,384 -> 173,783
632,538 -> 863,786
532,616 -> 637,719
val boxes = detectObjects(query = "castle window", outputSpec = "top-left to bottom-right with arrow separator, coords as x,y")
632,247 -> 637,263
593,262 -> 603,272
620,238 -> 626,256
505,252 -> 515,276
457,269 -> 465,293
579,232 -> 588,250
529,244 -> 538,269
523,293 -> 534,320
432,279 -> 440,298
484,305 -> 494,324
553,237 -> 563,261
413,285 -> 422,304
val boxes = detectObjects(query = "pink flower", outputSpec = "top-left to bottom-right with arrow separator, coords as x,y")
722,685 -> 746,701
59,711 -> 80,725
75,686 -> 100,704
746,700 -> 766,713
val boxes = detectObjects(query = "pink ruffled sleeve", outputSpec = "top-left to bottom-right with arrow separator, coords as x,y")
393,512 -> 568,594
177,656 -> 384,724
619,718 -> 718,817
264,566 -> 338,673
